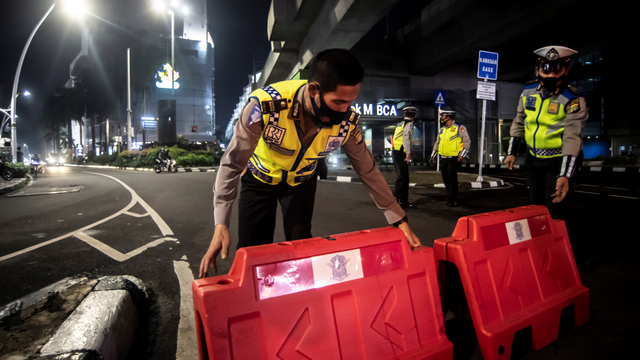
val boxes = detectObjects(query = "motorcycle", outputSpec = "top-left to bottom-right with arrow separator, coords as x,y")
30,158 -> 43,178
154,158 -> 178,173
0,158 -> 14,181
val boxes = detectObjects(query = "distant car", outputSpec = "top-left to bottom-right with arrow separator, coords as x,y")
47,154 -> 65,166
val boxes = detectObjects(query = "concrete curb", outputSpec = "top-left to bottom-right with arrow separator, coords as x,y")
324,175 -> 505,189
0,276 -> 147,360
0,175 -> 30,196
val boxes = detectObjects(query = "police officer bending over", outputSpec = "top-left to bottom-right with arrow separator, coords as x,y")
200,49 -> 421,278
392,106 -> 417,209
430,110 -> 470,207
504,46 -> 589,220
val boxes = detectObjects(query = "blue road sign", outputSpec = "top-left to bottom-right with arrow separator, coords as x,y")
141,120 -> 157,130
478,50 -> 499,80
435,90 -> 446,107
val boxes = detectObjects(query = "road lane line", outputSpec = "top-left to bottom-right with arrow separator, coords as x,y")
85,172 -> 174,236
0,172 -> 176,264
173,257 -> 198,360
609,195 -> 639,200
575,190 -> 600,195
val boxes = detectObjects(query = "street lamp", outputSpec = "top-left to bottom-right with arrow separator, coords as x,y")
9,0 -> 86,162
2,91 -> 30,135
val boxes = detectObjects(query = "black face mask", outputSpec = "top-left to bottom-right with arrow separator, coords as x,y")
538,74 -> 567,92
310,90 -> 352,128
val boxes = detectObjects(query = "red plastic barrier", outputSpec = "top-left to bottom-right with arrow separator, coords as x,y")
193,227 -> 452,360
433,205 -> 589,360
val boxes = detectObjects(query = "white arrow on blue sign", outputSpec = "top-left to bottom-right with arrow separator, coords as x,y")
478,50 -> 499,80
435,90 -> 446,106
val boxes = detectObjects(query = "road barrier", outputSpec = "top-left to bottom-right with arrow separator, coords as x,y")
193,227 -> 452,360
433,205 -> 589,360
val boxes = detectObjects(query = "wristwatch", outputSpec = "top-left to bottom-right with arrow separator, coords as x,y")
392,215 -> 408,228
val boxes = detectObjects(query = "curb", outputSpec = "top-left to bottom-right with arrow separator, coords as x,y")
324,175 -> 505,189
0,275 -> 147,360
0,175 -> 30,196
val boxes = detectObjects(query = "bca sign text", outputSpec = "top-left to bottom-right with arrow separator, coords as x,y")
351,103 -> 398,117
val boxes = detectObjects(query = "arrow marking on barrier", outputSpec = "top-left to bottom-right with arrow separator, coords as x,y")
372,286 -> 406,351
277,308 -> 312,360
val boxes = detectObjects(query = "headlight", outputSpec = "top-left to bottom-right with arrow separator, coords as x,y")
59,157 -> 64,163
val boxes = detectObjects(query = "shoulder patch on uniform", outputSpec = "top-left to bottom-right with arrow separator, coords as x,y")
248,103 -> 263,126
569,99 -> 581,113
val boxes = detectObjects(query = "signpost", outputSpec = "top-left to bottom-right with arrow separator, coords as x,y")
434,90 -> 447,171
476,50 -> 499,181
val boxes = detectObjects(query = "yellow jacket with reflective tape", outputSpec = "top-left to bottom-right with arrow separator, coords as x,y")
438,122 -> 464,156
521,83 -> 582,158
248,80 -> 356,186
392,121 -> 410,151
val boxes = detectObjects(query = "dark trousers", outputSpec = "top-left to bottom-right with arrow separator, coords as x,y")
392,149 -> 410,205
237,172 -> 317,249
524,152 -> 582,220
440,157 -> 460,203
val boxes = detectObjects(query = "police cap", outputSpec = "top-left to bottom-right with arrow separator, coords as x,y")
534,46 -> 577,73
403,106 -> 418,118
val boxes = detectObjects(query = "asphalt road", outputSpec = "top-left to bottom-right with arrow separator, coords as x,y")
1,165 -> 638,359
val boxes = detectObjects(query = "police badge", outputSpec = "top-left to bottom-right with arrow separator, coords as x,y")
513,221 -> 524,241
327,254 -> 350,281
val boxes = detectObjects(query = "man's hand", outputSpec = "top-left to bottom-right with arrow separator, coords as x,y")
551,176 -> 570,203
429,157 -> 435,166
398,222 -> 421,248
404,152 -> 412,163
199,224 -> 231,278
504,155 -> 516,170
457,155 -> 463,162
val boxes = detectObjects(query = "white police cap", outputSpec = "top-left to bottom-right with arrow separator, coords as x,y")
534,46 -> 577,61
403,106 -> 418,114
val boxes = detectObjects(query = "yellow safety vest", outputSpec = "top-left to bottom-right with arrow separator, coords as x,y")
393,122 -> 407,151
438,123 -> 463,157
248,80 -> 356,186
521,83 -> 581,158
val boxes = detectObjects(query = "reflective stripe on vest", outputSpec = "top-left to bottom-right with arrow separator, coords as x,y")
249,80 -> 355,186
521,84 -> 579,159
438,122 -> 463,157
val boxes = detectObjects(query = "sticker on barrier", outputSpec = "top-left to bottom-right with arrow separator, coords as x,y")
193,227 -> 453,360
433,205 -> 589,360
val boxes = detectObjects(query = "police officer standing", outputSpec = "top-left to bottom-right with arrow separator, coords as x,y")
430,110 -> 471,207
504,46 -> 589,220
392,106 -> 417,209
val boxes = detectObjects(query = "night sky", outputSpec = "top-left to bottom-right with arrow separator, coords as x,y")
0,0 -> 270,154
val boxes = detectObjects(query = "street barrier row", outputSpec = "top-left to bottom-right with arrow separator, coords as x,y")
433,205 -> 589,360
193,205 -> 589,360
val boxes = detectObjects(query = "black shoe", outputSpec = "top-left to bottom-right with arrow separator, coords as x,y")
399,202 -> 414,209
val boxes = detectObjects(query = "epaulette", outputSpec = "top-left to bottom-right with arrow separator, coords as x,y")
524,79 -> 539,85
567,85 -> 584,96
261,99 -> 289,114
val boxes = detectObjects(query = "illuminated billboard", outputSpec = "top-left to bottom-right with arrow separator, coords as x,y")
155,63 -> 180,89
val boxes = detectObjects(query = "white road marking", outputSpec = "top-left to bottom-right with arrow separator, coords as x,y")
0,171 -> 176,263
173,257 -> 198,360
609,195 -> 639,200
575,190 -> 600,195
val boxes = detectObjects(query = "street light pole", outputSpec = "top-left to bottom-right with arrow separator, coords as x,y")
10,3 -> 56,162
127,48 -> 132,151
